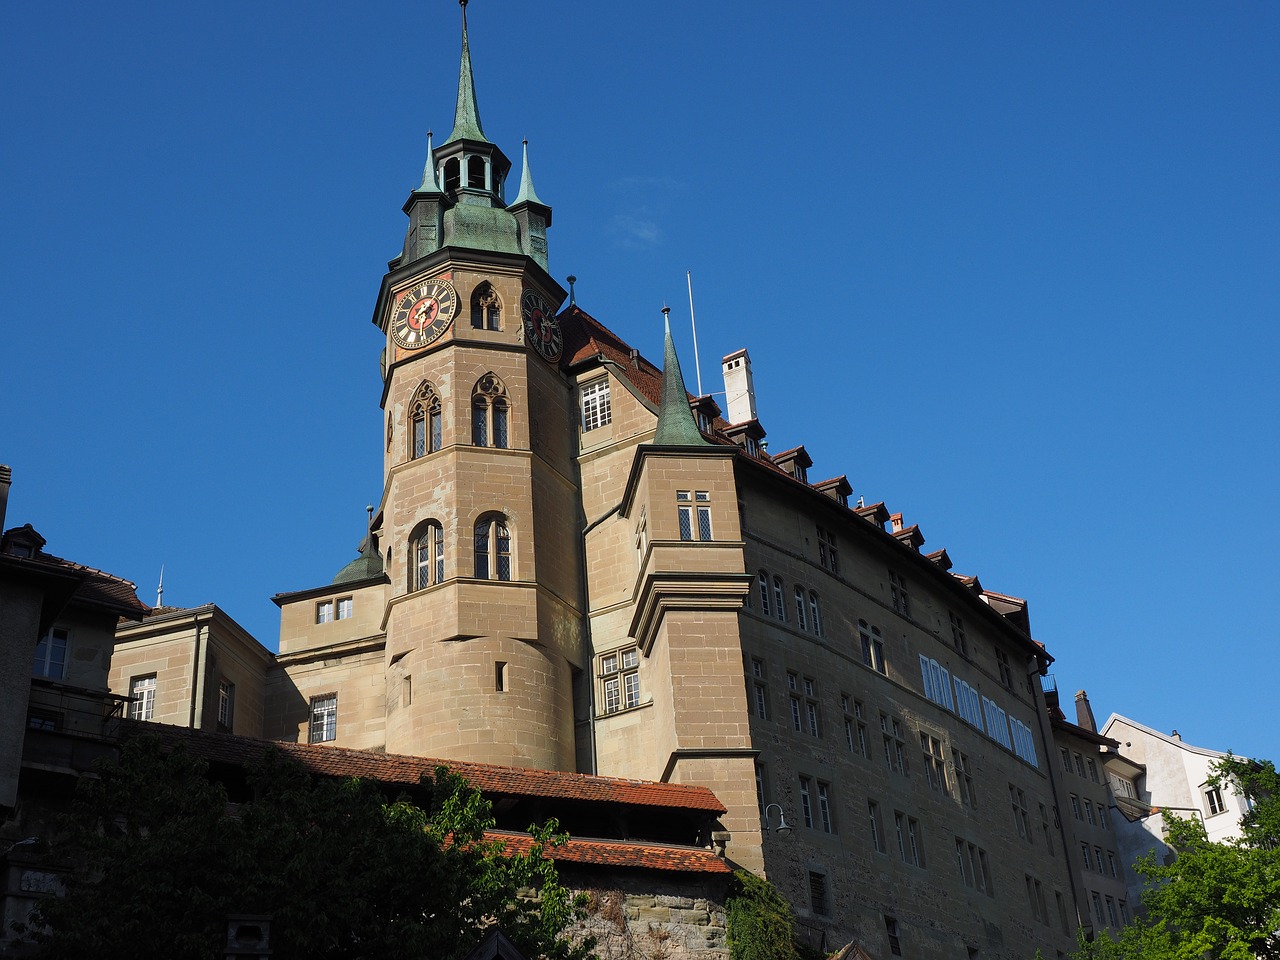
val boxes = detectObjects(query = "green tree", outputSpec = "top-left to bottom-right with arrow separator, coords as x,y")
18,736 -> 593,960
1074,756 -> 1280,960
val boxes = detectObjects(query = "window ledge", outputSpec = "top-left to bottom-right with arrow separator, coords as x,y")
595,700 -> 653,721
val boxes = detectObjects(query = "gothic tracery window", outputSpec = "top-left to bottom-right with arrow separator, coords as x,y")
471,373 -> 510,448
409,381 -> 443,459
471,282 -> 501,330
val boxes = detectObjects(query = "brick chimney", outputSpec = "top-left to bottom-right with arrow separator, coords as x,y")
1074,690 -> 1097,733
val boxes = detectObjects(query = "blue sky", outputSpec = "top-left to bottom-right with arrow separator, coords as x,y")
3,2 -> 1276,761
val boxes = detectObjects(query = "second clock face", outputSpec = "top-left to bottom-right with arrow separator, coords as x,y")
521,289 -> 563,363
391,277 -> 458,350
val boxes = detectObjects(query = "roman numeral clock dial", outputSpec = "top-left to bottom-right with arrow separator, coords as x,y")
521,289 -> 562,363
391,278 -> 459,350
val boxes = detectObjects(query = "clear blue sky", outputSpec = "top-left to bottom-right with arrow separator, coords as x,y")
3,2 -> 1276,761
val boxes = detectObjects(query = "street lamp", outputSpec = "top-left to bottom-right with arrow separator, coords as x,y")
762,803 -> 792,837
1,837 -> 38,856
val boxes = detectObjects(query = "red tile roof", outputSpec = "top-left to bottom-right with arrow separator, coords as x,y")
132,723 -> 726,814
2,531 -> 150,620
487,830 -> 731,875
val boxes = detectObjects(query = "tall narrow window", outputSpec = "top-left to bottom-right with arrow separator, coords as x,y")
794,586 -> 808,631
412,521 -> 445,591
471,373 -> 509,448
757,570 -> 771,617
949,611 -> 968,656
889,570 -> 910,617
409,381 -> 442,459
129,675 -> 156,721
33,628 -> 69,679
809,871 -> 830,916
751,658 -> 769,720
466,155 -> 487,189
309,694 -> 337,743
817,782 -> 834,833
217,680 -> 235,731
677,491 -> 712,541
885,916 -> 902,956
860,621 -> 886,674
799,777 -> 814,828
772,577 -> 785,622
817,526 -> 839,574
869,800 -> 885,853
580,378 -> 611,431
443,157 -> 461,192
470,282 -> 502,330
474,514 -> 512,580
809,592 -> 822,637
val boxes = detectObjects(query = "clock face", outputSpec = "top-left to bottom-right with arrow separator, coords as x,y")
391,277 -> 458,350
521,289 -> 562,363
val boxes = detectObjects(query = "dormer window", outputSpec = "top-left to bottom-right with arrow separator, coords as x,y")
745,436 -> 760,457
467,155 -> 487,190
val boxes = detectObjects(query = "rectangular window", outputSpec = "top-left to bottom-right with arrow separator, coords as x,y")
309,693 -> 337,743
1010,785 -> 1031,842
676,490 -> 712,541
790,696 -> 803,732
869,800 -> 885,853
953,677 -> 985,730
953,749 -> 977,807
580,378 -> 611,431
1105,895 -> 1118,928
809,871 -> 830,916
1091,892 -> 1106,928
316,600 -> 334,624
33,627 -> 69,679
1060,747 -> 1072,773
889,570 -> 910,617
860,622 -> 886,674
818,782 -> 834,833
1008,715 -> 1039,767
806,700 -> 820,738
1085,799 -> 1097,826
1206,786 -> 1226,815
885,916 -> 902,957
1107,851 -> 1118,878
882,713 -> 907,775
920,656 -> 955,711
494,662 -> 507,693
1074,752 -> 1086,778
921,733 -> 948,794
1080,842 -> 1092,871
1071,795 -> 1083,820
755,763 -> 767,812
996,649 -> 1014,689
983,696 -> 1012,749
817,526 -> 839,574
336,597 -> 353,620
753,681 -> 769,720
600,648 -> 640,714
907,817 -> 925,867
1099,804 -> 1110,830
1088,759 -> 1100,783
217,679 -> 235,730
129,674 -> 156,721
799,777 -> 814,828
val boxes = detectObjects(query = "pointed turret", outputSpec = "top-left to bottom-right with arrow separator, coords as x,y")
510,140 -> 553,270
655,307 -> 711,446
445,0 -> 487,145
402,131 -> 449,263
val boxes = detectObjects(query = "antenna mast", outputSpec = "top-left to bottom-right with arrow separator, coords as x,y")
686,270 -> 703,396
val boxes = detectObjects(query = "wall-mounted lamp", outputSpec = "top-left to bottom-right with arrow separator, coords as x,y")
763,803 -> 792,837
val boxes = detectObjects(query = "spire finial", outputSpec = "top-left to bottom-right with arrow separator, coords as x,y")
156,564 -> 164,609
566,275 -> 577,306
415,130 -> 441,193
654,306 -> 710,446
446,0 -> 487,143
512,138 -> 546,207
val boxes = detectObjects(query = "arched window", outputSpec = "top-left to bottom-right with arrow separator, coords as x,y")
474,514 -> 512,581
443,157 -> 461,192
757,571 -> 771,617
408,381 -> 442,459
794,586 -> 808,632
809,591 -> 823,637
467,155 -> 487,190
471,373 -> 509,448
470,282 -> 501,330
411,521 -> 445,592
772,576 -> 786,622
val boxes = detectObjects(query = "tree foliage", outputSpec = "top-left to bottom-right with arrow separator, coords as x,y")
17,736 -> 593,960
724,869 -> 823,960
1074,755 -> 1280,960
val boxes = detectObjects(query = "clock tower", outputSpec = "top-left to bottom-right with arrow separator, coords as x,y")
371,1 -> 580,770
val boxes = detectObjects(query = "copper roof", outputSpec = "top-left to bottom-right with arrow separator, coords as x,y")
488,831 -> 731,875
132,723 -> 727,814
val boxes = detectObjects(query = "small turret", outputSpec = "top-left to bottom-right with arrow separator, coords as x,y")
509,140 -> 553,271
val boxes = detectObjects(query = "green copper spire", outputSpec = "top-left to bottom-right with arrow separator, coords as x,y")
414,130 -> 441,193
446,0 -> 488,145
654,307 -> 711,446
512,140 -> 545,206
